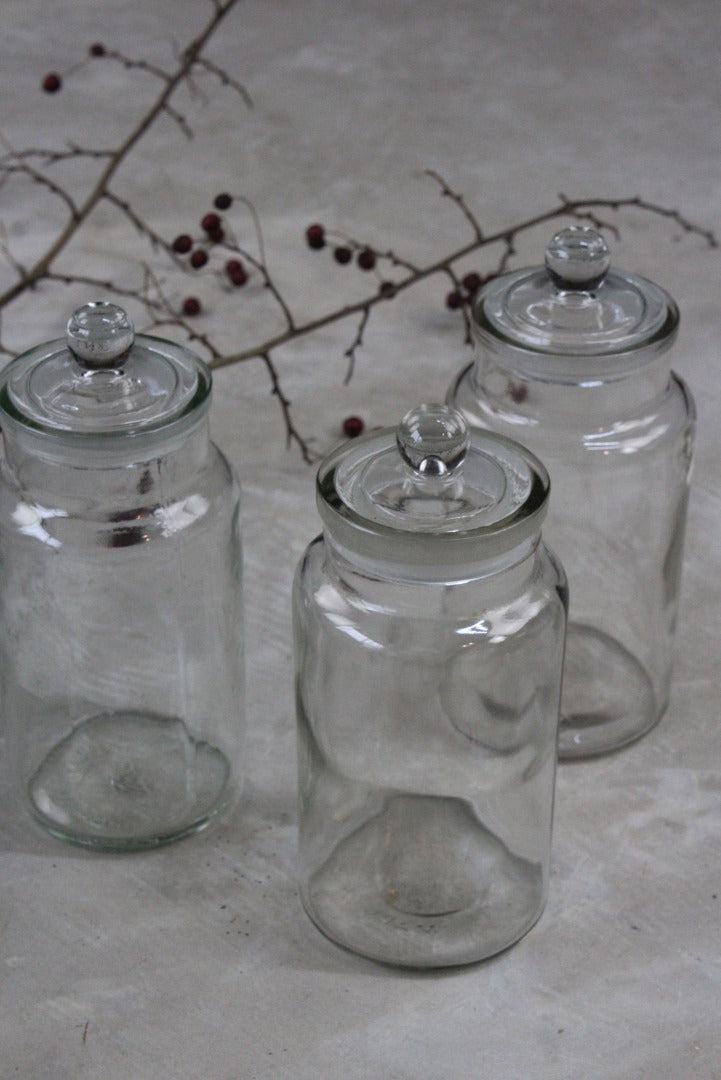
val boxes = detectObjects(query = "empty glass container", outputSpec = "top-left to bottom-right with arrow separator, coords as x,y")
293,403 -> 567,967
0,302 -> 244,850
448,226 -> 695,758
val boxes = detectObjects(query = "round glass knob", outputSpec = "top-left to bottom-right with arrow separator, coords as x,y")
396,403 -> 470,477
66,302 -> 135,369
544,226 -> 611,291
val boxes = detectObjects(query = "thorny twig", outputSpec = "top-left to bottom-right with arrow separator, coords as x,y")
0,1 -> 716,462
425,167 -> 484,243
0,0 -> 247,310
208,189 -> 718,370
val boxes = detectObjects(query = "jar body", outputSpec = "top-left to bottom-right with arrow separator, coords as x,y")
449,352 -> 695,757
293,536 -> 566,967
0,418 -> 244,850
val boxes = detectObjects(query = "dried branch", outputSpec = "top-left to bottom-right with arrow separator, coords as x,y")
425,168 -> 484,242
0,134 -> 80,219
0,0 -> 716,460
102,189 -> 181,257
343,306 -> 371,385
260,352 -> 314,463
192,57 -> 254,108
0,143 -> 115,166
208,192 -> 717,377
221,199 -> 297,331
0,0 -> 244,310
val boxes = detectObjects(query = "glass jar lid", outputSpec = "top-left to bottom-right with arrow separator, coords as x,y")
472,226 -> 678,360
318,403 -> 549,576
0,302 -> 210,445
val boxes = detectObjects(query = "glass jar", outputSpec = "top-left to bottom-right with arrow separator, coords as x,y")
292,404 -> 567,967
0,302 -> 244,850
448,227 -> 695,758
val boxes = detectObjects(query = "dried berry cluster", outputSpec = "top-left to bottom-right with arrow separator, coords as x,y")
171,195 -> 250,316
304,221 -> 497,315
444,271 -> 491,311
304,224 -> 397,297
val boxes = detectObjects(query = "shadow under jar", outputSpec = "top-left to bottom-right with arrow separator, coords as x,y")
448,227 -> 695,759
0,302 -> 244,850
293,404 -> 567,968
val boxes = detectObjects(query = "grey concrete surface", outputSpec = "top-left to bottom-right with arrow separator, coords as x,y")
0,1 -> 719,1077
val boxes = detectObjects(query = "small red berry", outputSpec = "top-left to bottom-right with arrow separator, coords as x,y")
342,415 -> 365,438
225,259 -> 248,286
172,234 -> 193,254
445,289 -> 464,310
306,223 -> 326,250
356,247 -> 376,271
334,246 -> 352,265
214,193 -> 233,210
89,43 -> 106,57
190,249 -> 208,269
201,212 -> 222,235
379,281 -> 396,298
462,271 -> 483,295
206,225 -> 225,244
42,73 -> 62,94
508,381 -> 528,404
182,297 -> 202,316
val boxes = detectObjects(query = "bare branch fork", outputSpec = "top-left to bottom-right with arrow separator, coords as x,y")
207,187 -> 718,374
0,0 -> 246,310
0,0 -> 716,463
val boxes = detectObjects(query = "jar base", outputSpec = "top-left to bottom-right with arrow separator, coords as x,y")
300,794 -> 545,968
28,711 -> 232,851
558,623 -> 659,759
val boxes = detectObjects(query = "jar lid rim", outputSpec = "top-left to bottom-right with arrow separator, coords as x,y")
317,409 -> 550,568
0,303 -> 211,443
472,227 -> 679,359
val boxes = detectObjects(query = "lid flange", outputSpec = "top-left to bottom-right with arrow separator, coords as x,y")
0,302 -> 211,445
472,226 -> 678,362
317,404 -> 550,575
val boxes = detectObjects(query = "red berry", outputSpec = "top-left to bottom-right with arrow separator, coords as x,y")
379,281 -> 396,298
182,297 -> 202,316
225,259 -> 247,286
172,234 -> 193,254
462,271 -> 483,294
306,223 -> 325,250
214,193 -> 233,210
445,289 -> 464,310
342,415 -> 365,438
206,225 -> 225,244
190,249 -> 208,269
89,43 -> 106,57
42,73 -> 62,94
201,212 -> 222,235
356,247 -> 376,271
334,246 -> 352,265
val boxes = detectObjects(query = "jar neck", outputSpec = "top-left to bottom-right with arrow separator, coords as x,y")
470,337 -> 675,427
323,529 -> 542,599
0,411 -> 211,507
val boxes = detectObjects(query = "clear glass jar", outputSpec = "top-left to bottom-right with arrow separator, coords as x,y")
448,227 -> 695,758
0,303 -> 244,850
293,404 -> 567,967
